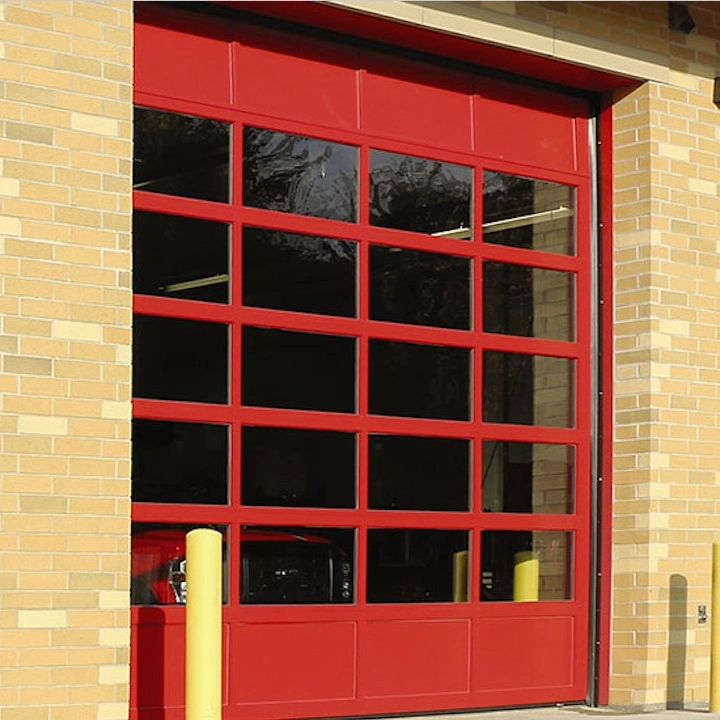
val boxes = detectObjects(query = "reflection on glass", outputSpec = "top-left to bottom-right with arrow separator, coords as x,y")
243,227 -> 356,317
131,522 -> 228,605
242,327 -> 355,413
243,127 -> 357,222
369,435 -> 469,511
370,150 -> 472,237
242,426 -> 356,508
241,526 -> 354,605
483,261 -> 574,341
483,172 -> 574,255
481,530 -> 572,601
367,529 -> 469,603
482,441 -> 574,514
133,315 -> 228,404
370,339 -> 470,420
370,245 -> 471,329
132,419 -> 228,505
483,351 -> 574,427
133,211 -> 229,303
134,107 -> 230,203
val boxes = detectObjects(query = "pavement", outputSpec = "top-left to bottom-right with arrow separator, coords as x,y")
400,707 -> 713,720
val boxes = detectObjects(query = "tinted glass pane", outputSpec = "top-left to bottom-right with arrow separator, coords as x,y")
369,340 -> 470,420
134,107 -> 229,203
370,245 -> 471,329
367,529 -> 469,603
244,126 -> 357,222
483,172 -> 574,255
482,442 -> 574,514
241,526 -> 354,605
131,523 -> 228,605
133,419 -> 228,505
370,150 -> 472,237
133,315 -> 228,404
134,211 -> 229,303
481,530 -> 572,601
369,435 -> 469,511
243,227 -> 356,317
242,327 -> 355,413
242,426 -> 356,508
483,351 -> 574,427
483,261 -> 574,341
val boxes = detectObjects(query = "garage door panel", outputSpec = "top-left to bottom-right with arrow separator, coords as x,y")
233,622 -> 357,703
358,619 -> 471,698
473,615 -> 575,691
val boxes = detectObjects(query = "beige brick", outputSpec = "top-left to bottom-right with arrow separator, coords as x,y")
17,610 -> 68,629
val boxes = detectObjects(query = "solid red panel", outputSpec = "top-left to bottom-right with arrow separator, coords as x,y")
359,619 -> 470,697
473,616 -> 574,691
130,612 -> 230,710
135,15 -> 231,106
362,54 -> 473,152
475,79 -> 587,172
235,29 -> 359,131
234,622 -> 356,703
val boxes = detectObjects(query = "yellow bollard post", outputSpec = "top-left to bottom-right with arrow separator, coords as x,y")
711,542 -> 720,712
186,528 -> 222,720
453,550 -> 469,602
513,550 -> 539,602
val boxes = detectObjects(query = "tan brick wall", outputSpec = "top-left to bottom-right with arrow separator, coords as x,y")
0,2 -> 133,719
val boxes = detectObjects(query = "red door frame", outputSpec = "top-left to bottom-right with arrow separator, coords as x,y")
131,3 -> 618,715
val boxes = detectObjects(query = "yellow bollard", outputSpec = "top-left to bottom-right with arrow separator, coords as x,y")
711,542 -> 720,712
186,528 -> 222,720
513,550 -> 539,602
453,550 -> 469,602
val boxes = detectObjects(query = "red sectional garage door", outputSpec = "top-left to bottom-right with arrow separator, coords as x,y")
130,6 -> 595,720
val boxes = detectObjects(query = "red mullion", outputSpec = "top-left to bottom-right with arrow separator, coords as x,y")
364,415 -> 474,439
239,506 -> 360,528
131,502 -> 232,526
133,189 -> 234,224
478,513 -> 580,533
134,295 -> 233,324
363,224 -> 477,258
356,139 -> 371,609
363,511 -> 474,531
240,205 -> 367,244
134,90 -> 237,124
479,422 -> 580,446
133,398 -> 233,425
479,242 -> 579,274
480,332 -> 579,360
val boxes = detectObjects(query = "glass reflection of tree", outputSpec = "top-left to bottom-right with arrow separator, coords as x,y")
243,128 -> 357,222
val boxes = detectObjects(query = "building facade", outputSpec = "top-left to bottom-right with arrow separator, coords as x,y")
2,2 -> 720,719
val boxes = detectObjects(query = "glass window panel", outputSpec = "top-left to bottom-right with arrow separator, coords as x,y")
242,426 -> 356,508
370,150 -> 472,237
133,315 -> 228,404
131,523 -> 228,605
132,419 -> 228,505
243,227 -> 356,317
240,526 -> 354,605
482,442 -> 574,514
369,339 -> 470,421
370,245 -> 471,329
243,126 -> 357,222
369,435 -> 469,511
483,261 -> 574,341
481,530 -> 572,601
367,529 -> 469,603
133,211 -> 229,303
242,327 -> 355,413
483,351 -> 574,428
134,107 -> 230,203
483,172 -> 574,255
